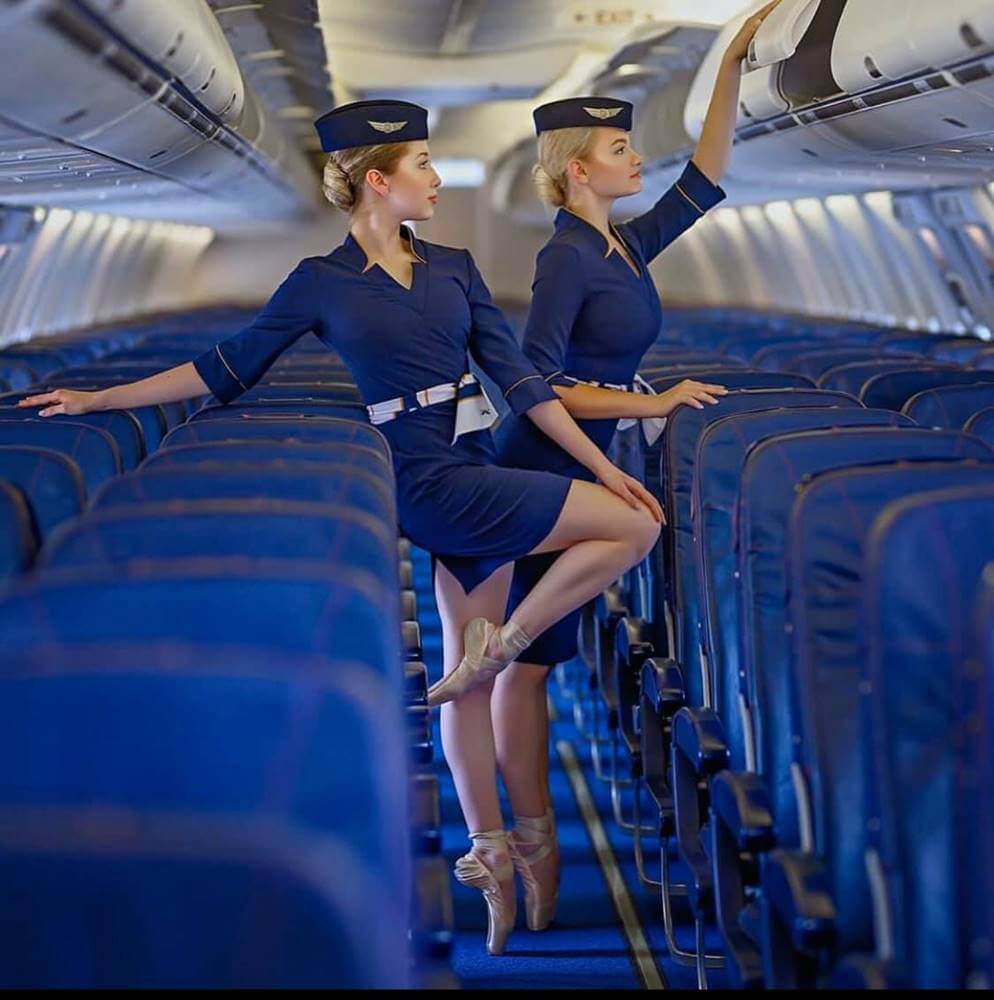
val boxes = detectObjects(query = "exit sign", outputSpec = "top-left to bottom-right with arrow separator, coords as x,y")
562,4 -> 664,29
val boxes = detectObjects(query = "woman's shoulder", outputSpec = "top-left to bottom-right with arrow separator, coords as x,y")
418,238 -> 473,266
536,233 -> 585,271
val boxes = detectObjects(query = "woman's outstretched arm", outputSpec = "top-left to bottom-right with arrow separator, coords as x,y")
19,258 -> 323,417
17,361 -> 209,416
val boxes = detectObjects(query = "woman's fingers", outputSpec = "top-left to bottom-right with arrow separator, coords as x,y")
629,477 -> 663,522
17,392 -> 59,408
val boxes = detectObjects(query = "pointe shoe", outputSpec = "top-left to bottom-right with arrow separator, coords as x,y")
454,828 -> 517,955
508,810 -> 559,931
427,618 -> 533,707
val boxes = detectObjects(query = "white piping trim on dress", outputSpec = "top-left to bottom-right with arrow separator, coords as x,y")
674,182 -> 705,216
503,373 -> 543,398
215,345 -> 247,391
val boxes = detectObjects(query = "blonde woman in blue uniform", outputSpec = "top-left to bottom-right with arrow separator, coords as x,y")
19,99 -> 669,956
490,3 -> 779,930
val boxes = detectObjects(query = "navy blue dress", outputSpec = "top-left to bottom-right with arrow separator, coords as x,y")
192,227 -> 574,594
495,160 -> 726,665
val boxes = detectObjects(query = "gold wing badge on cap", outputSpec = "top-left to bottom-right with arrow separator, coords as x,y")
368,120 -> 407,133
583,106 -> 623,119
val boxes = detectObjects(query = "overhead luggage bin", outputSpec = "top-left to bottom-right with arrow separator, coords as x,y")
745,0 -> 823,70
831,0 -> 994,95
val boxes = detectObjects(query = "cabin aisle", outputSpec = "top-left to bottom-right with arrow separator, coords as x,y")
413,545 -> 722,990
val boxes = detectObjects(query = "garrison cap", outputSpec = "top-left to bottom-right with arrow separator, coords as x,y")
314,99 -> 429,152
532,96 -> 634,135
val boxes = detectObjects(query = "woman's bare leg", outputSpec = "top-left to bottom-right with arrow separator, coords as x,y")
491,661 -> 552,818
492,659 -> 559,928
490,478 -> 658,815
435,561 -> 518,926
504,479 -> 660,645
435,560 -> 515,834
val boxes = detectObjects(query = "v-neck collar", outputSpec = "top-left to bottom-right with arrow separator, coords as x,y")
337,223 -> 429,312
338,223 -> 427,281
555,208 -> 643,278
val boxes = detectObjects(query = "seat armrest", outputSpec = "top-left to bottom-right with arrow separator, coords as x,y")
761,848 -> 836,951
672,706 -> 729,776
710,770 -> 775,852
640,657 -> 685,715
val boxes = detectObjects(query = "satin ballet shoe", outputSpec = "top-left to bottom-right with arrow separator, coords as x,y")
454,828 -> 517,955
508,810 -> 559,931
427,618 -> 533,707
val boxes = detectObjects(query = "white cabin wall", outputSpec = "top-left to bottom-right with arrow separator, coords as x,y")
0,207 -> 213,347
646,184 -> 994,334
189,212 -> 348,307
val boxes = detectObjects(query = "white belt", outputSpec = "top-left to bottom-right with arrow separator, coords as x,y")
366,372 -> 498,444
566,372 -> 667,446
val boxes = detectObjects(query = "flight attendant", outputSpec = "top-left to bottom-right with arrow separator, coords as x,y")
490,2 -> 779,929
19,98 -> 665,956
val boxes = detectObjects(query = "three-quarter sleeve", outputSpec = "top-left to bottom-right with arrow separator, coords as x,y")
191,260 -> 321,404
521,242 -> 585,388
464,250 -> 557,415
621,160 -> 726,263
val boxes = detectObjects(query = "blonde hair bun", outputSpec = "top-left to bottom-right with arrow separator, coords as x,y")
321,141 -> 409,215
322,157 -> 356,212
533,126 -> 596,208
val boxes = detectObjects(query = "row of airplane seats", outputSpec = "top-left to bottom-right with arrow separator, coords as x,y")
0,310 -> 453,988
565,307 -> 994,989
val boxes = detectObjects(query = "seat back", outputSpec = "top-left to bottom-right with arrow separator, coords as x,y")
0,480 -> 34,576
142,441 -> 390,474
692,407 -> 907,768
817,360 -> 952,395
0,644 -> 410,988
0,410 -> 145,468
92,464 -> 394,520
965,406 -> 994,448
191,402 -> 367,422
664,388 -> 859,706
160,417 -> 390,461
0,420 -> 120,494
41,502 -> 398,584
861,369 -> 994,410
736,429 -> 993,852
788,464 -> 994,957
902,382 -> 994,429
0,446 -> 86,542
861,485 -> 994,985
0,563 -> 400,676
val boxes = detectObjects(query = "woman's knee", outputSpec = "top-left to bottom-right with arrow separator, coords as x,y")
496,660 -> 551,692
627,509 -> 661,561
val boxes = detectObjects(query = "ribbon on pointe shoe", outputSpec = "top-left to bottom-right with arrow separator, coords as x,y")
509,812 -> 559,931
454,828 -> 517,955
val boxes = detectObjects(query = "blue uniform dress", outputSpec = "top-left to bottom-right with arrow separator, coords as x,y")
192,227 -> 573,594
495,160 -> 726,665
